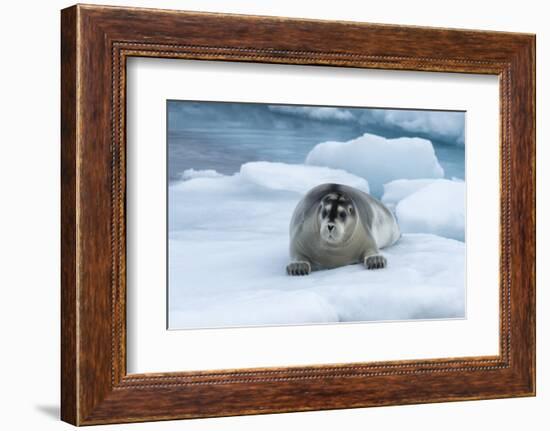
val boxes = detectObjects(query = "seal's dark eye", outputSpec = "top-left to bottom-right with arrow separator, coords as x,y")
339,211 -> 346,219
321,209 -> 328,218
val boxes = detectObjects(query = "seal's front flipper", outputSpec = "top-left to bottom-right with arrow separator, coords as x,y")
364,254 -> 387,270
286,261 -> 312,276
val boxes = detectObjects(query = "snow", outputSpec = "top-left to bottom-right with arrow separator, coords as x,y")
369,110 -> 465,146
169,232 -> 465,328
305,132 -> 444,197
169,161 -> 465,329
180,168 -> 224,180
395,180 -> 465,241
381,178 -> 438,211
266,106 -> 465,146
268,105 -> 355,122
239,161 -> 369,194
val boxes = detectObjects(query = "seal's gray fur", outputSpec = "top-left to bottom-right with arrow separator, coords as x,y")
287,183 -> 400,275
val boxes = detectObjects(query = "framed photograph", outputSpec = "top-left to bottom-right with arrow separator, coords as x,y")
164,100 -> 466,331
61,4 -> 535,425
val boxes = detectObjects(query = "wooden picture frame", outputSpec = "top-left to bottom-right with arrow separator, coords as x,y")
61,4 -> 535,425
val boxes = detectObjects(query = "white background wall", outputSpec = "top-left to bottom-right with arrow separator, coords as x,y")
0,0 -> 546,429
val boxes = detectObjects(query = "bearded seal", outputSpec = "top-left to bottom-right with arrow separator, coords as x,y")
286,183 -> 400,275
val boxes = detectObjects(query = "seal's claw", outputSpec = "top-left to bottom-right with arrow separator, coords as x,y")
286,261 -> 312,276
364,255 -> 387,270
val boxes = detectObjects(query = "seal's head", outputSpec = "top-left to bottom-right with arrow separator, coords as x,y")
318,192 -> 357,245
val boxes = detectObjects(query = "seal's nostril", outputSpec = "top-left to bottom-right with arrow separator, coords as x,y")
328,224 -> 334,232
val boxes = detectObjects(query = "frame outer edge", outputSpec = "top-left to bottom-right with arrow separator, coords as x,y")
61,5 -> 80,426
526,35 -> 536,396
507,35 -> 536,395
531,34 -> 536,396
60,4 -> 536,425
524,34 -> 536,395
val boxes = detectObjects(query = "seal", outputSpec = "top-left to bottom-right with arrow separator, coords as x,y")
286,183 -> 400,275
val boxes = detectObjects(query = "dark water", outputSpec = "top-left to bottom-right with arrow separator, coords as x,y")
168,128 -> 465,181
432,142 -> 466,180
167,100 -> 465,182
